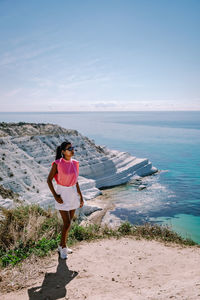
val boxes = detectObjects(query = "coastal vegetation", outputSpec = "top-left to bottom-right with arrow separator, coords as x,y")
0,205 -> 197,268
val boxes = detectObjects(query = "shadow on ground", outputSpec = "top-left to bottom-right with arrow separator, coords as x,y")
28,257 -> 78,300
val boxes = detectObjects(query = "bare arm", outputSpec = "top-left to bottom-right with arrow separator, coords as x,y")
47,163 -> 63,204
76,181 -> 84,208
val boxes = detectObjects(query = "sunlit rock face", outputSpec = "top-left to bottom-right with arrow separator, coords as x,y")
0,122 -> 157,210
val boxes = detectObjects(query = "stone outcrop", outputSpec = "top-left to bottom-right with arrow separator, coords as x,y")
0,122 -> 157,209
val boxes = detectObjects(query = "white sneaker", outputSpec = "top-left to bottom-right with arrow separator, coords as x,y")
58,245 -> 73,254
66,247 -> 73,254
61,247 -> 67,259
58,246 -> 67,259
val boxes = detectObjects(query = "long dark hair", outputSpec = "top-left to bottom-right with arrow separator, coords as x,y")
55,141 -> 71,160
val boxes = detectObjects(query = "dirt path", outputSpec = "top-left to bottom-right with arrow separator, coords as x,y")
1,237 -> 200,300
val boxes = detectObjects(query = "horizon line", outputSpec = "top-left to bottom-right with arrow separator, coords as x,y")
1,110 -> 200,113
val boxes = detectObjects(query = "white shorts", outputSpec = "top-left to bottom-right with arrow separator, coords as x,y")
55,184 -> 80,211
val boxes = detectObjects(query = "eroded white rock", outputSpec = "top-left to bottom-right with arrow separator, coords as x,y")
0,123 -> 158,210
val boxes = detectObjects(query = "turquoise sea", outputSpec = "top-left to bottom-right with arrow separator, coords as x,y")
1,111 -> 200,243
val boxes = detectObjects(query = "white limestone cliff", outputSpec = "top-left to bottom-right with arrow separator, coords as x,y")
0,122 -> 158,212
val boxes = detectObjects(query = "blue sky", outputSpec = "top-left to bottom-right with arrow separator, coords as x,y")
0,0 -> 199,111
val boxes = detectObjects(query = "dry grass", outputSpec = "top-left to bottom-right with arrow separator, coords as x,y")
0,250 -> 55,293
0,205 -> 62,251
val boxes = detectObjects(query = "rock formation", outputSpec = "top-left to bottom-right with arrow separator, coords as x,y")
0,122 -> 157,210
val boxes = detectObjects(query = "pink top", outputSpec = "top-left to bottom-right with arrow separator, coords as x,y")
52,158 -> 79,186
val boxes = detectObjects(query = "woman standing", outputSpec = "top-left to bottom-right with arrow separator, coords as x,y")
47,141 -> 84,259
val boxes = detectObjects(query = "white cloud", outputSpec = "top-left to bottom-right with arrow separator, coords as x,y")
0,43 -> 62,67
93,101 -> 119,108
5,88 -> 22,97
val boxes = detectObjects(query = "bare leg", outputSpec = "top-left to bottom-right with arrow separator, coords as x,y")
69,209 -> 76,221
59,209 -> 76,248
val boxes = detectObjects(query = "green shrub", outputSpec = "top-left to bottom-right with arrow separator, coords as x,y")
69,223 -> 100,241
118,221 -> 132,234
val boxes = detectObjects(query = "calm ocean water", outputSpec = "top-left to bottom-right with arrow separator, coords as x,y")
1,111 -> 200,243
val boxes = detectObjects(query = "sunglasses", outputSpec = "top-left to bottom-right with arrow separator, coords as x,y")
65,146 -> 74,151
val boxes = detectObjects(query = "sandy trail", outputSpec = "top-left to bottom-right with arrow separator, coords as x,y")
1,237 -> 200,300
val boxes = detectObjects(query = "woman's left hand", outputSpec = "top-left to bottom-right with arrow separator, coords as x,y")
80,196 -> 84,208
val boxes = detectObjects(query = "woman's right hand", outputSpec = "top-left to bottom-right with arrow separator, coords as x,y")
54,194 -> 64,204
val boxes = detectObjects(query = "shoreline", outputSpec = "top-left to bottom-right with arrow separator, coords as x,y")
82,186 -> 200,245
80,189 -> 117,227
